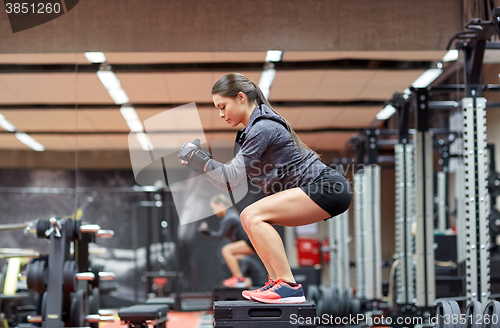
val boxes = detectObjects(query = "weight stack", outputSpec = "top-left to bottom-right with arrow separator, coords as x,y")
213,300 -> 317,328
213,286 -> 247,302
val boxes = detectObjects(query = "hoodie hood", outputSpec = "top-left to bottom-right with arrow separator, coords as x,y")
236,105 -> 287,147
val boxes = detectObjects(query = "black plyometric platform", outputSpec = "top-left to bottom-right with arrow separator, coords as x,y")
212,287 -> 248,302
213,300 -> 316,327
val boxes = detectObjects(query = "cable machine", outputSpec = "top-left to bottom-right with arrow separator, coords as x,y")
354,129 -> 383,301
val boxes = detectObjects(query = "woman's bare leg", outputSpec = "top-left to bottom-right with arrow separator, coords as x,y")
241,188 -> 330,283
243,229 -> 277,280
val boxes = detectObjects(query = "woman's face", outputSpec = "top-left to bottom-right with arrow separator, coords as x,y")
212,92 -> 250,127
210,201 -> 227,217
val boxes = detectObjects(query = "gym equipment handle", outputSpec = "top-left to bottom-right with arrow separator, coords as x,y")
98,272 -> 116,280
27,315 -> 42,323
76,272 -> 96,281
96,230 -> 114,238
80,224 -> 101,233
86,315 -> 115,323
98,310 -> 114,316
0,223 -> 29,231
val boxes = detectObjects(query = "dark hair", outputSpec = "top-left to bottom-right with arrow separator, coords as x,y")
210,194 -> 232,207
210,193 -> 239,214
212,73 -> 319,157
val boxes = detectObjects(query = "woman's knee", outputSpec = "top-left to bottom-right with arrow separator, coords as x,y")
221,244 -> 232,257
240,207 -> 262,230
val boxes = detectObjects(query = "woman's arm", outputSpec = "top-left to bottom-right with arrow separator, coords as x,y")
206,216 -> 237,241
204,120 -> 275,190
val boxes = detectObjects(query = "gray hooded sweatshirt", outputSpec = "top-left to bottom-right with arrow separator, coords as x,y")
205,105 -> 326,196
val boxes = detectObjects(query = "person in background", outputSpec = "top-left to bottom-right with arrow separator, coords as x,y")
198,194 -> 255,288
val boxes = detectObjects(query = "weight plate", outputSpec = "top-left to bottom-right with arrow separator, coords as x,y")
316,299 -> 325,317
448,300 -> 463,328
465,301 -> 483,328
70,292 -> 82,327
26,263 -> 35,291
0,264 -> 7,293
38,261 -> 46,293
488,173 -> 500,198
36,219 -> 51,239
70,290 -> 88,328
27,261 -> 46,293
319,286 -> 329,316
483,300 -> 500,328
89,288 -> 100,314
489,210 -> 500,235
324,286 -> 335,316
0,273 -> 4,294
89,289 -> 100,328
351,298 -> 361,316
337,288 -> 347,317
72,219 -> 82,241
41,292 -> 47,318
332,286 -> 341,318
436,301 -> 455,328
63,261 -> 78,293
307,285 -> 320,305
342,288 -> 353,317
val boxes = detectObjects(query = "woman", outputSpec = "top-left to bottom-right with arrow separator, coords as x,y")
198,194 -> 255,288
179,73 -> 351,304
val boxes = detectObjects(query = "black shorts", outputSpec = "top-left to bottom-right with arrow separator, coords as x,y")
299,167 -> 352,218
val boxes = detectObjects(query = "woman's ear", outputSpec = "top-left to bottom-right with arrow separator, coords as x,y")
238,92 -> 245,103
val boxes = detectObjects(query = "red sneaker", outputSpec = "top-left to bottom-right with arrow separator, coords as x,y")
250,279 -> 306,304
242,276 -> 275,300
222,276 -> 246,288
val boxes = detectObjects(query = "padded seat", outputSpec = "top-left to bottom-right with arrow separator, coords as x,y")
118,304 -> 169,328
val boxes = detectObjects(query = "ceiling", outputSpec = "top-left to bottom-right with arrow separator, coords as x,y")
0,50 -> 448,154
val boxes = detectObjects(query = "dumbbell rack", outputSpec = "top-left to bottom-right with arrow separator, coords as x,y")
25,217 -> 115,328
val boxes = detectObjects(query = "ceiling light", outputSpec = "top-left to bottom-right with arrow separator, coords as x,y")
411,68 -> 443,88
108,89 -> 130,105
120,106 -> 139,121
135,132 -> 153,151
376,104 -> 397,120
265,50 -> 283,62
0,114 -> 16,132
442,50 -> 459,62
85,52 -> 107,63
120,107 -> 144,133
15,133 -> 45,151
96,70 -> 130,105
258,69 -> 276,99
97,70 -> 122,90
